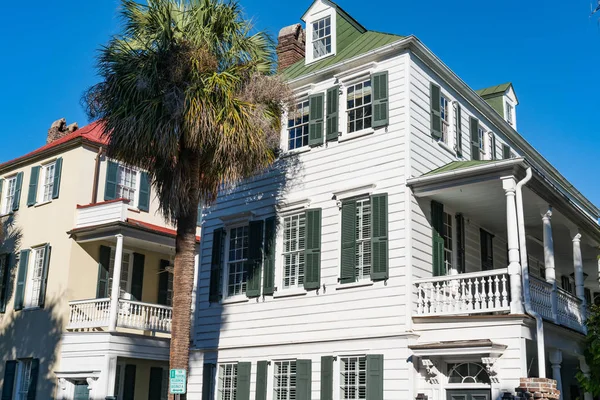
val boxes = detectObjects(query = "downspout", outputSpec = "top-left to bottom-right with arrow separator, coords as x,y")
91,146 -> 103,204
515,167 -> 546,378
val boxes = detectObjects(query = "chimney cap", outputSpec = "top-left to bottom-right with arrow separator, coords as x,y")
278,24 -> 303,40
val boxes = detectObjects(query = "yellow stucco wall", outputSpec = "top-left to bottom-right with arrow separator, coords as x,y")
118,357 -> 169,400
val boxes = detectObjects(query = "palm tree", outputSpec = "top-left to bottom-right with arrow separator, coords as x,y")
84,0 -> 289,396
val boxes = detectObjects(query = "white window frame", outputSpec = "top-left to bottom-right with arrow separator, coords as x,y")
273,360 -> 297,400
108,248 -> 134,300
1,175 -> 17,215
217,363 -> 238,400
505,101 -> 514,126
478,126 -> 486,160
338,355 -> 368,400
38,161 -> 56,204
282,212 -> 306,290
346,78 -> 373,135
223,225 -> 250,298
355,198 -> 372,281
23,246 -> 46,309
14,359 -> 33,400
440,94 -> 451,145
312,16 -> 332,59
287,99 -> 310,151
305,7 -> 336,64
115,163 -> 141,208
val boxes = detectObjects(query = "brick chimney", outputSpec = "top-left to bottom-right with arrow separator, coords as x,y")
276,24 -> 305,71
47,118 -> 78,144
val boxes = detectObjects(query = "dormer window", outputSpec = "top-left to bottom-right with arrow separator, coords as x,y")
312,16 -> 332,58
505,101 -> 514,126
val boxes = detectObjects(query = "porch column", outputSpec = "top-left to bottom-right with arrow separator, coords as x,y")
549,350 -> 563,400
542,208 -> 559,322
572,232 -> 587,319
502,176 -> 524,314
580,358 -> 593,400
108,234 -> 124,332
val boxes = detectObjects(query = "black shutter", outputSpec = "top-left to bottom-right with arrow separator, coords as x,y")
246,220 -> 264,298
157,259 -> 170,305
148,367 -> 163,400
97,245 -> 111,298
256,361 -> 268,400
52,157 -> 63,199
104,161 -> 119,201
370,194 -> 388,281
326,86 -> 340,141
1,361 -> 17,400
131,253 -> 145,301
320,356 -> 333,400
0,254 -> 10,313
490,133 -> 497,160
366,355 -> 384,400
263,217 -> 276,295
38,244 -> 51,308
138,172 -> 151,212
480,229 -> 494,271
12,172 -> 23,211
456,104 -> 463,157
209,229 -> 225,302
431,201 -> 445,276
470,117 -> 480,161
236,362 -> 251,400
430,83 -> 442,140
202,363 -> 216,400
371,71 -> 389,128
304,209 -> 322,290
502,144 -> 511,159
123,364 -> 136,400
308,93 -> 324,147
14,250 -> 30,311
27,166 -> 40,207
456,214 -> 466,274
296,360 -> 312,400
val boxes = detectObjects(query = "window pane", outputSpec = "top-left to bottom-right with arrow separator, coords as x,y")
347,79 -> 373,133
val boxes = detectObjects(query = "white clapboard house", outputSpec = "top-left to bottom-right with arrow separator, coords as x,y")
188,1 -> 600,400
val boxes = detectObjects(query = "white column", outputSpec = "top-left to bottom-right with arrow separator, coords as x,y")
580,358 -> 593,400
549,350 -> 563,400
572,233 -> 587,315
108,234 -> 124,332
103,355 -> 118,398
542,208 -> 558,322
503,176 -> 524,314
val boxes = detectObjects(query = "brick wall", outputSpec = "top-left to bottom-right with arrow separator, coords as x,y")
276,24 -> 305,71
511,378 -> 560,400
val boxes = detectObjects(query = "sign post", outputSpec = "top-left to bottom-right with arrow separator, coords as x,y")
169,369 -> 187,398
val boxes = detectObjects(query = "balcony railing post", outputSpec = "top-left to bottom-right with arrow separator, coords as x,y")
502,176 -> 524,314
108,234 -> 124,332
542,208 -> 559,323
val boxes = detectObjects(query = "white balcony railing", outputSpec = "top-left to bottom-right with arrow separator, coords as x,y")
556,288 -> 584,332
529,276 -> 554,321
414,269 -> 510,316
67,298 -> 172,334
75,199 -> 129,228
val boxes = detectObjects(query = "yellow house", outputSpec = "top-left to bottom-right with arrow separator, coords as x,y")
0,120 -> 199,400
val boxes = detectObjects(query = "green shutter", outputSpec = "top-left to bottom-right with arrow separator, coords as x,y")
480,229 -> 494,271
456,214 -> 466,274
138,171 -> 150,212
431,201 -> 445,277
304,209 -> 322,290
255,361 -> 268,400
340,200 -> 357,284
123,364 -> 136,400
296,360 -> 312,400
12,172 -> 23,211
131,253 -> 145,301
157,259 -> 170,305
1,360 -> 16,400
202,363 -> 216,400
490,134 -> 497,160
470,117 -> 480,161
246,220 -> 264,298
308,93 -> 324,147
456,105 -> 463,157
430,82 -> 442,140
14,249 -> 30,311
0,254 -> 11,313
209,228 -> 224,302
52,157 -> 63,199
502,144 -> 511,159
26,359 -> 39,400
27,166 -> 40,207
104,161 -> 119,201
366,355 -> 384,400
372,71 -> 389,128
326,86 -> 339,141
38,244 -> 51,308
263,217 -> 276,295
97,245 -> 111,298
236,362 -> 251,400
320,356 -> 333,400
148,367 -> 163,400
370,194 -> 388,281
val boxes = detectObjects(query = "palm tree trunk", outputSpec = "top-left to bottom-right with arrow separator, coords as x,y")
169,158 -> 200,400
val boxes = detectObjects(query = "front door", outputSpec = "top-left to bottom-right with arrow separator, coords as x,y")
73,382 -> 90,400
447,389 -> 491,400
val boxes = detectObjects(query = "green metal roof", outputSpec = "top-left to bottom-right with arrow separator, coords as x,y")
423,161 -> 497,176
281,30 -> 404,81
475,82 -> 512,97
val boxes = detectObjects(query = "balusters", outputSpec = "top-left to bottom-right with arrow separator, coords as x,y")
493,275 -> 501,309
501,275 -> 508,308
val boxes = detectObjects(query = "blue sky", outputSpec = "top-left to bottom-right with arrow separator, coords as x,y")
1,0 -> 599,207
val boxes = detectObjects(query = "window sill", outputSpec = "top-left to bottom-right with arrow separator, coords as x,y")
335,280 -> 374,290
34,200 -> 52,208
338,128 -> 374,143
0,212 -> 13,218
221,297 -> 249,305
128,207 -> 140,213
273,289 -> 307,299
436,140 -> 456,157
21,306 -> 41,312
282,146 -> 311,158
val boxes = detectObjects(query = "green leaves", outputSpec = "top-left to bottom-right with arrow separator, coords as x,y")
578,304 -> 600,396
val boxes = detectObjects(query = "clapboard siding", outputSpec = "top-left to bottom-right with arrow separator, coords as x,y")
193,52 -> 410,350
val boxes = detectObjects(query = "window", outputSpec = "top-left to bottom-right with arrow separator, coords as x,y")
447,362 -> 490,384
440,95 -> 450,144
478,126 -> 486,159
1,176 -> 16,214
506,102 -> 514,125
274,361 -> 296,400
561,276 -> 574,294
24,247 -> 45,308
312,16 -> 331,58
117,165 -> 138,204
443,212 -> 453,273
355,199 -> 372,280
15,359 -> 33,400
340,356 -> 367,400
347,80 -> 372,133
40,162 -> 56,203
218,363 -> 238,400
114,363 -> 124,399
108,248 -> 132,298
528,256 -> 545,280
288,100 -> 310,150
283,213 -> 306,289
226,226 -> 249,297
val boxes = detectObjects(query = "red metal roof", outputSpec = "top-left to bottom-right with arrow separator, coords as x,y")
126,218 -> 200,242
0,121 -> 108,169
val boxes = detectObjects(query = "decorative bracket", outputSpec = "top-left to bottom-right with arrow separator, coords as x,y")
421,358 -> 440,384
481,357 -> 499,383
58,378 -> 67,391
86,377 -> 98,391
